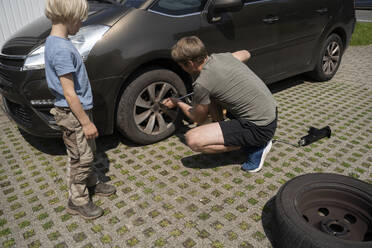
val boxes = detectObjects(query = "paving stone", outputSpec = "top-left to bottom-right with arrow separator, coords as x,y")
0,45 -> 371,247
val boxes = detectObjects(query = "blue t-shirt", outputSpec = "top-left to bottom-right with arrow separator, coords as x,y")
44,35 -> 93,110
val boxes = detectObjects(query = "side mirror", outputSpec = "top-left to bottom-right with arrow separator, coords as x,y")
207,0 -> 243,23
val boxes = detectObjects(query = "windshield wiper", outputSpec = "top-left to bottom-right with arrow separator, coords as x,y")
88,0 -> 121,6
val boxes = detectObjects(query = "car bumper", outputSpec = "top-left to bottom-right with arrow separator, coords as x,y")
0,65 -> 122,138
1,95 -> 61,137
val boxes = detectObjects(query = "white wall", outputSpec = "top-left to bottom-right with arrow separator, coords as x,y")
0,0 -> 46,49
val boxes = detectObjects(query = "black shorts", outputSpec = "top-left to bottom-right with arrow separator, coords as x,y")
219,113 -> 277,148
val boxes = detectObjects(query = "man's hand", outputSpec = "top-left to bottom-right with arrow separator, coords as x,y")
82,121 -> 99,139
162,97 -> 180,109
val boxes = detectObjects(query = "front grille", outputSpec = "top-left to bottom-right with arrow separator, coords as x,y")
5,99 -> 33,127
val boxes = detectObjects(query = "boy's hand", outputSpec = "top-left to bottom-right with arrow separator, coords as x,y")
82,122 -> 99,139
162,97 -> 179,109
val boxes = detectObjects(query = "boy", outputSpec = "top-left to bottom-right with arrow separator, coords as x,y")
45,0 -> 116,219
163,36 -> 277,172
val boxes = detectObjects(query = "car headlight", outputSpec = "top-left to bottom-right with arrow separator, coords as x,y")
22,25 -> 110,71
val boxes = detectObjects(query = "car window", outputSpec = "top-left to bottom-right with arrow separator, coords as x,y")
244,0 -> 270,3
150,0 -> 206,16
88,0 -> 148,8
117,0 -> 147,8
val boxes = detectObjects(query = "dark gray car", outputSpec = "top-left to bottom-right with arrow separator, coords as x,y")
0,0 -> 356,144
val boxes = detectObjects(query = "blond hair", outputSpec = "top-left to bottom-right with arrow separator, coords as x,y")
171,36 -> 208,66
45,0 -> 89,23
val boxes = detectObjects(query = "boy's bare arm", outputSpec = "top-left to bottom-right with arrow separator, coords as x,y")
232,50 -> 251,63
59,73 -> 98,139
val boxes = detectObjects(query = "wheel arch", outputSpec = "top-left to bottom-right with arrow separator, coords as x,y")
308,25 -> 347,75
330,26 -> 347,51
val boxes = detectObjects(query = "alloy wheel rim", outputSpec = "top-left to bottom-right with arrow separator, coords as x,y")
322,41 -> 340,75
133,82 -> 179,135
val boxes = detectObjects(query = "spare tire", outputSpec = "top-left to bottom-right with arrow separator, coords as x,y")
273,173 -> 372,248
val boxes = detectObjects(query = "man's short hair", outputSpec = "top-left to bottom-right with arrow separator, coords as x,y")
45,0 -> 89,24
171,36 -> 208,66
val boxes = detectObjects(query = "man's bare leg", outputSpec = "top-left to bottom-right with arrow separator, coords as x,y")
185,122 -> 240,154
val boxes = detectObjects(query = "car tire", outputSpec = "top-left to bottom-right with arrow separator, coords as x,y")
117,67 -> 187,145
309,34 -> 344,81
273,173 -> 372,248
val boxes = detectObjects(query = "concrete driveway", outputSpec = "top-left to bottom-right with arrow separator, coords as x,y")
0,45 -> 371,248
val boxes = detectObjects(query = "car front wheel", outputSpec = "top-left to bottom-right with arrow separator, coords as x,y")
117,68 -> 187,145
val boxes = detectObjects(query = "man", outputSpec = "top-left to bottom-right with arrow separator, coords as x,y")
162,36 -> 277,172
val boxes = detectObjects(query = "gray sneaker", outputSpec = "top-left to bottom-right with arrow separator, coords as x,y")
67,199 -> 103,220
89,183 -> 116,197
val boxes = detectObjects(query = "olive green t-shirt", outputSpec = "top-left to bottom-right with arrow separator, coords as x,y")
192,53 -> 277,126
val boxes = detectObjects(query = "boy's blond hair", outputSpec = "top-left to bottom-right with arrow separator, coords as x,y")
45,0 -> 89,23
171,36 -> 208,66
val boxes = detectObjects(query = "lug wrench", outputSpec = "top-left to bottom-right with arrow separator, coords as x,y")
159,92 -> 194,110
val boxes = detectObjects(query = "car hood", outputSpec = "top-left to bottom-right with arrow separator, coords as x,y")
1,3 -> 130,56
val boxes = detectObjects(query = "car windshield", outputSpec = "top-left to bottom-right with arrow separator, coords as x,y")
88,0 -> 148,8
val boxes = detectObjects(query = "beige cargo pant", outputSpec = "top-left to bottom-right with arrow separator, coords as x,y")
51,107 -> 98,206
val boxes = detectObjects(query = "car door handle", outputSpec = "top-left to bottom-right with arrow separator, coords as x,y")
262,16 -> 279,24
316,8 -> 328,14
211,16 -> 222,23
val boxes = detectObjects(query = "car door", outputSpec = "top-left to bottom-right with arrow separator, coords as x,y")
273,0 -> 331,78
198,0 -> 279,82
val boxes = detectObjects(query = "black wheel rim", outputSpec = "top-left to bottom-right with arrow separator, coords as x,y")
297,187 -> 372,242
322,41 -> 341,75
133,82 -> 179,135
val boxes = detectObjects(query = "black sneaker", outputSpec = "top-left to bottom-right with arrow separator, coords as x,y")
67,199 -> 103,220
89,183 -> 116,197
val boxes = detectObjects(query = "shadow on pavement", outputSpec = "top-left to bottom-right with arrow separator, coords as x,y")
268,75 -> 306,94
262,196 -> 278,248
20,128 -> 124,155
181,149 -> 245,169
19,129 -> 126,182
20,129 -> 66,155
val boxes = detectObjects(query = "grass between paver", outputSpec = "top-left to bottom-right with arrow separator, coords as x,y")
350,22 -> 372,46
